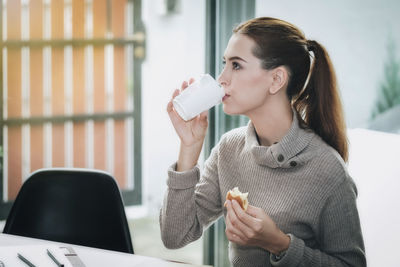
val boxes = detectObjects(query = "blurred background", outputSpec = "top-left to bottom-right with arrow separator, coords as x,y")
0,0 -> 399,266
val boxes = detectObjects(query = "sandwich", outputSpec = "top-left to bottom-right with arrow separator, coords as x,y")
225,187 -> 249,211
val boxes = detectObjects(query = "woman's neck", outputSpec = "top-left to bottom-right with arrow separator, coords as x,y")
248,102 -> 293,147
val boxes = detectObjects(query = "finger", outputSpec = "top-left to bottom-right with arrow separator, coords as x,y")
199,110 -> 209,121
226,201 -> 243,232
225,202 -> 246,240
231,200 -> 259,234
181,80 -> 189,91
167,101 -> 185,124
172,88 -> 180,99
226,215 -> 243,237
226,201 -> 249,237
188,77 -> 195,85
167,100 -> 174,113
229,201 -> 266,244
225,215 -> 243,244
167,89 -> 180,114
245,204 -> 262,219
227,233 -> 245,245
194,110 -> 208,128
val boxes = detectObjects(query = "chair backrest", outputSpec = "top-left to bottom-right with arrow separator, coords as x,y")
3,168 -> 134,254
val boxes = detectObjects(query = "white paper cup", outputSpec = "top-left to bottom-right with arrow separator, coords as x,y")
173,74 -> 224,121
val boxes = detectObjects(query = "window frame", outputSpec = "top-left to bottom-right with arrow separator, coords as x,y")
203,0 -> 255,266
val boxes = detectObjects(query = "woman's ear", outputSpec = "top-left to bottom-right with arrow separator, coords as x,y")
268,66 -> 289,95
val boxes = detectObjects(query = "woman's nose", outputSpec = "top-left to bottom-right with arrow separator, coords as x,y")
217,69 -> 228,87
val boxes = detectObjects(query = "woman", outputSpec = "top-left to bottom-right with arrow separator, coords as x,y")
161,17 -> 366,267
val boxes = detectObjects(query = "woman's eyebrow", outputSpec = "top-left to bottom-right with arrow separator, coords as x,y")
223,56 -> 248,62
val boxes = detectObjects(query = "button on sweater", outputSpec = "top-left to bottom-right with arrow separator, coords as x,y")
160,114 -> 366,267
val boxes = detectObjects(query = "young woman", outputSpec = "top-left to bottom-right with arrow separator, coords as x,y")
162,17 -> 366,267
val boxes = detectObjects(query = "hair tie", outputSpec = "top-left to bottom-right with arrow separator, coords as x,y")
307,40 -> 316,52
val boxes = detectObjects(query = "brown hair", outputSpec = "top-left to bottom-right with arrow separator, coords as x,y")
234,17 -> 348,162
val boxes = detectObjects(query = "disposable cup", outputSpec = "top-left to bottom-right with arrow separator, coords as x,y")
173,74 -> 224,121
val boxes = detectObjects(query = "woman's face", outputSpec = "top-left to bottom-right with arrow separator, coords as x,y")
218,33 -> 274,116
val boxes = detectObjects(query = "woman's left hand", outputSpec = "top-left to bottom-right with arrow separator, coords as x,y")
224,199 -> 290,255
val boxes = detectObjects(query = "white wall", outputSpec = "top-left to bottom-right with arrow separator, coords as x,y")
348,129 -> 400,267
256,0 -> 400,129
139,0 -> 206,215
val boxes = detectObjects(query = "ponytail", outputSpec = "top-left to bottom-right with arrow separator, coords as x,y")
293,40 -> 348,162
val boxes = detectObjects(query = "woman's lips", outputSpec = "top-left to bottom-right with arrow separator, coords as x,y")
222,94 -> 230,102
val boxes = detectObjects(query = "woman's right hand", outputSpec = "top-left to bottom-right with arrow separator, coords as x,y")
167,79 -> 209,171
167,79 -> 209,147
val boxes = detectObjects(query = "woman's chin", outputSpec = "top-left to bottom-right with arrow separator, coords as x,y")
222,105 -> 240,116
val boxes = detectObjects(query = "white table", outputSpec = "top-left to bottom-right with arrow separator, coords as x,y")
0,233 -> 210,267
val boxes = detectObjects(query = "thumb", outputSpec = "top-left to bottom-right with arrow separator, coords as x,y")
199,110 -> 209,126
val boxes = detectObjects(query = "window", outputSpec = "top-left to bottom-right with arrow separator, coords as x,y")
0,0 -> 144,218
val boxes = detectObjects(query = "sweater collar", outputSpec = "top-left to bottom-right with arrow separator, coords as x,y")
245,111 -> 315,168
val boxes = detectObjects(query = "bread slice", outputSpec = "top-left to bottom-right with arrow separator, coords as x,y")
226,187 -> 249,211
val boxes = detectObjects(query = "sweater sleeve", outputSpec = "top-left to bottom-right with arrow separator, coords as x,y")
271,177 -> 366,267
160,145 -> 223,249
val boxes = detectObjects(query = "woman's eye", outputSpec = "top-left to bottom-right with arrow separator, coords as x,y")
232,62 -> 241,70
222,60 -> 226,65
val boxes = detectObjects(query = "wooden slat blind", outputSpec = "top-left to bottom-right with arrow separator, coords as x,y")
0,0 -> 143,207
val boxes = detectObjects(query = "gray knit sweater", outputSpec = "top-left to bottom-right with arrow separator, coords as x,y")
160,114 -> 366,267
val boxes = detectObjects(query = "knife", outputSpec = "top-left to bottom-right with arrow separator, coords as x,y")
59,247 -> 86,267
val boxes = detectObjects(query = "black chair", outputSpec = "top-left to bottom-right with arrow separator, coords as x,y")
3,168 -> 134,254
